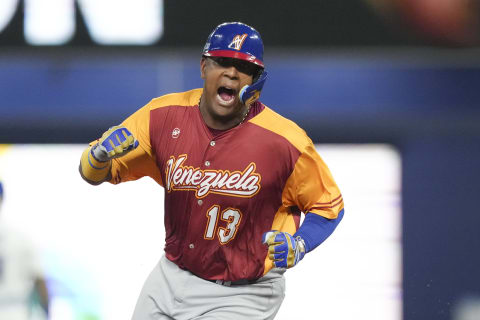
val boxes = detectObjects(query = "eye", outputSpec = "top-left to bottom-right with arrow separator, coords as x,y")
210,57 -> 259,77
234,60 -> 259,76
212,57 -> 232,68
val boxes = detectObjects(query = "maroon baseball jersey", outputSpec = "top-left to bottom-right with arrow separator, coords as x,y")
108,88 -> 343,281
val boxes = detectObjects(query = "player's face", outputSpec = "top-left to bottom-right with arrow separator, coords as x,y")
200,57 -> 255,129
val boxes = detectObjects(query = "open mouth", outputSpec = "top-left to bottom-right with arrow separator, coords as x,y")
217,86 -> 236,103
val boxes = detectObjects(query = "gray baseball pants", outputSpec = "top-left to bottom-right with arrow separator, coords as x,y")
131,255 -> 286,320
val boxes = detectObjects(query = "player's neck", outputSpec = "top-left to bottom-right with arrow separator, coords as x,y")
199,98 -> 250,130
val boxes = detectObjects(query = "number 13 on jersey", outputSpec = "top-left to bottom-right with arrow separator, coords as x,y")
204,205 -> 242,245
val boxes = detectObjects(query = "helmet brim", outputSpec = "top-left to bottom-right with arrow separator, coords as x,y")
204,50 -> 264,68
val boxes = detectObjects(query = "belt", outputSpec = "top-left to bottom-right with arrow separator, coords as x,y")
208,278 -> 258,286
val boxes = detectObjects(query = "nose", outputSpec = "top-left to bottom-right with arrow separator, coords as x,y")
223,65 -> 239,79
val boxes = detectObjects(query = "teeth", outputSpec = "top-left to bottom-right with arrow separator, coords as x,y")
217,93 -> 235,105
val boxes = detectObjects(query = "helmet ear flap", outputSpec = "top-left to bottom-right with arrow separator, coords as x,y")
239,70 -> 268,105
252,67 -> 263,83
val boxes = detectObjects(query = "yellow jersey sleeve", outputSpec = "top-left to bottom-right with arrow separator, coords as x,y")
106,100 -> 163,186
282,142 -> 343,219
250,106 -> 343,219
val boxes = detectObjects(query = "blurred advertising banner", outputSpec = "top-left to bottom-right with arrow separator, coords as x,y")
0,0 -> 164,45
3,0 -> 478,47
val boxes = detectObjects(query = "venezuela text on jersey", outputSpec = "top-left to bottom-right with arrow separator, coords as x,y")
165,155 -> 261,198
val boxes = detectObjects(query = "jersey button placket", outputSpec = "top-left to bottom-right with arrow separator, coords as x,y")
204,140 -> 215,167
184,140 -> 216,257
186,139 -> 215,254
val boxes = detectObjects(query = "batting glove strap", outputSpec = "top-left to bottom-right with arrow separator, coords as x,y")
91,143 -> 112,162
89,148 -> 109,168
262,231 -> 306,269
295,236 -> 306,262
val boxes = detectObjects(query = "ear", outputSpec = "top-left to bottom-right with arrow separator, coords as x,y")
200,58 -> 207,79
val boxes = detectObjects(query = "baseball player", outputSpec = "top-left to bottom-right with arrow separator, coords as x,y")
0,181 -> 50,320
79,22 -> 344,320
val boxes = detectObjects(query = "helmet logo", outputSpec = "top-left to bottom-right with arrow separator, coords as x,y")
228,34 -> 248,51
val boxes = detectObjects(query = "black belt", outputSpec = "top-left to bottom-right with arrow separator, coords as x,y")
208,278 -> 258,286
184,266 -> 259,286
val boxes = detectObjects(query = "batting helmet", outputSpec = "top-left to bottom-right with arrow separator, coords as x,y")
203,22 -> 264,68
203,22 -> 268,105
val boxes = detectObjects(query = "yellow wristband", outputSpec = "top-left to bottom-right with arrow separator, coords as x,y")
80,147 -> 111,183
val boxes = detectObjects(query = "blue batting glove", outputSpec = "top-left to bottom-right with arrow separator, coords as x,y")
91,125 -> 139,162
262,230 -> 306,269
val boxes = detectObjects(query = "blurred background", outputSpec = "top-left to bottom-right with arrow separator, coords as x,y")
1,0 -> 480,319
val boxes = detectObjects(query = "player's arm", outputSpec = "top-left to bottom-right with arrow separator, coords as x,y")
263,142 -> 344,269
79,125 -> 139,185
263,210 -> 344,269
294,209 -> 344,252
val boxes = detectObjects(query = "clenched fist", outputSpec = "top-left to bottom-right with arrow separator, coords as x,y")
91,125 -> 139,162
